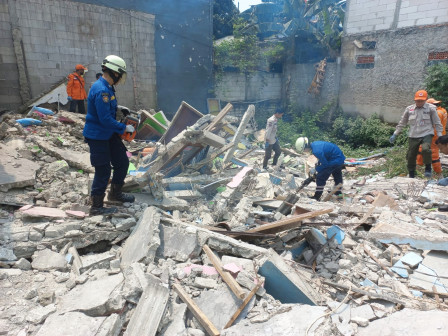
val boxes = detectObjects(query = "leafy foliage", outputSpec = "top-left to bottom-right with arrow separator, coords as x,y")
213,0 -> 239,39
425,63 -> 448,104
214,18 -> 261,74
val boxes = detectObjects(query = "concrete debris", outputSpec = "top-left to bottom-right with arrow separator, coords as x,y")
2,106 -> 448,336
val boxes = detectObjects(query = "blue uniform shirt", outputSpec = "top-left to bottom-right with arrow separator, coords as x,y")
310,141 -> 345,173
83,77 -> 126,140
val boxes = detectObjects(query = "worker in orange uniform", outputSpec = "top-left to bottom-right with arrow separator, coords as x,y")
416,98 -> 447,175
67,64 -> 87,114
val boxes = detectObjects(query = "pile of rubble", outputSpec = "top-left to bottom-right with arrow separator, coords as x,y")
1,103 -> 448,336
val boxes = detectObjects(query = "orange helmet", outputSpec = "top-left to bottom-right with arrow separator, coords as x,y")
414,90 -> 428,101
75,64 -> 87,70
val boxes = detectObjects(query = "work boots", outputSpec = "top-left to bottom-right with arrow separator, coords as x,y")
90,194 -> 117,216
310,191 -> 323,201
108,184 -> 135,203
424,164 -> 432,178
409,171 -> 415,178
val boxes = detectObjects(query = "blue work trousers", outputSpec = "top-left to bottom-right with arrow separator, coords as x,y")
316,165 -> 343,194
85,134 -> 129,196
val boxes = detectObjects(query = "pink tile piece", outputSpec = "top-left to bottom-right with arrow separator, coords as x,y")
223,263 -> 242,275
227,167 -> 253,188
19,204 -> 33,211
22,206 -> 67,218
65,210 -> 86,218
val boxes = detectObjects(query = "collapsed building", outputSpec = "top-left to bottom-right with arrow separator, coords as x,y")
1,102 -> 448,335
1,0 -> 448,336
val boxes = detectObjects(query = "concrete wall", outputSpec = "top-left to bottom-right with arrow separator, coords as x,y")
345,0 -> 448,34
78,0 -> 213,117
285,61 -> 340,112
339,25 -> 448,122
0,0 -> 156,111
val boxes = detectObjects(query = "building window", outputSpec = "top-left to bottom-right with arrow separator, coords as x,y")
356,55 -> 374,69
362,41 -> 376,50
428,51 -> 448,65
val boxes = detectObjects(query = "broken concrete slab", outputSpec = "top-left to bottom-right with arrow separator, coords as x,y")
0,143 -> 40,191
357,308 -> 448,336
0,247 -> 17,261
193,286 -> 252,331
79,251 -> 115,274
124,276 -> 169,336
258,249 -> 322,305
130,193 -> 190,211
157,225 -> 200,262
35,312 -> 112,336
221,304 -> 327,336
351,304 -> 376,321
369,210 -> 448,251
121,207 -> 161,268
31,249 -> 68,272
26,304 -> 56,324
159,302 -> 188,336
58,273 -> 124,316
419,251 -> 448,290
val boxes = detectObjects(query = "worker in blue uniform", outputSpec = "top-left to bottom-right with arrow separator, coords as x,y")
302,138 -> 345,201
83,55 -> 135,215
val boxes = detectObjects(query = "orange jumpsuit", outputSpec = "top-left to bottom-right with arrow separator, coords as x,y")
417,107 -> 447,172
66,72 -> 87,100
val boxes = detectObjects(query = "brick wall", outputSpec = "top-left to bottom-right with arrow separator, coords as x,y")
339,25 -> 448,122
345,0 -> 448,34
0,0 -> 156,111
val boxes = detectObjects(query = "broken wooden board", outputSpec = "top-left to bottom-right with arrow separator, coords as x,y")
245,208 -> 333,235
205,103 -> 233,132
160,101 -> 203,144
203,244 -> 245,299
124,276 -> 169,336
173,283 -> 220,336
0,143 -> 40,191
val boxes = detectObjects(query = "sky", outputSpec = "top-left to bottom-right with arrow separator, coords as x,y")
233,0 -> 263,12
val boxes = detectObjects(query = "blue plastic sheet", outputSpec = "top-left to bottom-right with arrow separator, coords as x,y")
16,118 -> 43,127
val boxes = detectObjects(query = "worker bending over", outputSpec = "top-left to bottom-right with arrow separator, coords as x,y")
301,138 -> 345,201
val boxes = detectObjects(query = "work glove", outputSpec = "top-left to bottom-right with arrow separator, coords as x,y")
67,96 -> 72,101
389,134 -> 396,144
125,125 -> 135,133
265,142 -> 270,149
309,168 -> 316,177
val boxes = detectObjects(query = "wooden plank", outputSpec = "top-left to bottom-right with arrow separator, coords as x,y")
322,183 -> 343,202
205,103 -> 233,132
124,277 -> 169,336
173,283 -> 220,336
223,105 -> 255,164
224,280 -> 264,329
363,244 -> 395,278
160,101 -> 203,144
203,245 -> 245,299
245,208 -> 333,235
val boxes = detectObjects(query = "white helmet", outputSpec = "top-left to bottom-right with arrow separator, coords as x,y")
295,137 -> 309,152
102,55 -> 127,85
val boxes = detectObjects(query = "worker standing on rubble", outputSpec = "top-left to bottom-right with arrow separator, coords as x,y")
302,138 -> 345,201
83,55 -> 135,215
262,109 -> 284,170
390,90 -> 443,178
416,98 -> 447,176
66,64 -> 87,114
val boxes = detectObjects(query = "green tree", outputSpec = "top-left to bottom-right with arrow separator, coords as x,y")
213,0 -> 239,39
425,63 -> 448,104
